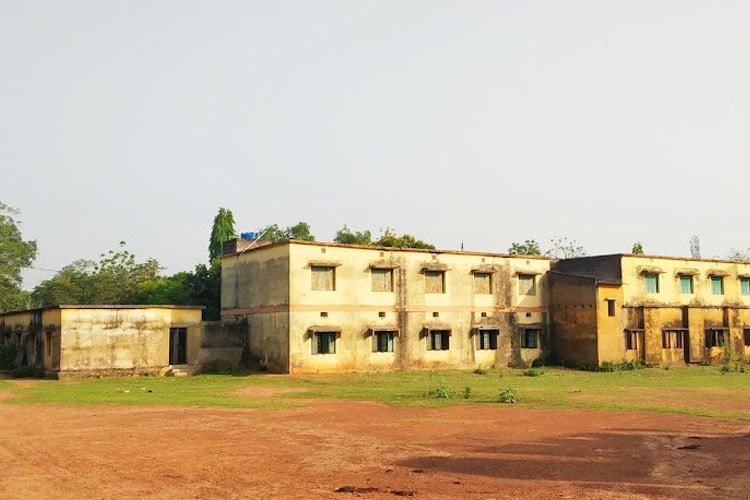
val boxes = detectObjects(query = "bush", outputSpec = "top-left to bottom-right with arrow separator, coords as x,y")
0,344 -> 16,370
498,387 -> 519,404
472,367 -> 487,375
462,387 -> 472,399
426,382 -> 452,399
522,368 -> 544,377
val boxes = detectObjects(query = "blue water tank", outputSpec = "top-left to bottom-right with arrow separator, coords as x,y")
240,232 -> 257,240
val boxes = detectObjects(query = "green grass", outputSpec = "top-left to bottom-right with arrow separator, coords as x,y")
2,366 -> 749,420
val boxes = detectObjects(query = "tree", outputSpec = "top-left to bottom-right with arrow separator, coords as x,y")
0,203 -> 37,312
32,242 -> 160,306
374,228 -> 435,249
545,236 -> 586,259
334,225 -> 372,245
209,207 -> 237,263
258,221 -> 315,243
631,241 -> 644,254
508,239 -> 541,256
727,248 -> 750,262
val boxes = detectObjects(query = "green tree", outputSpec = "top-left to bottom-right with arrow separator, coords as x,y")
508,239 -> 541,255
632,241 -> 644,254
374,228 -> 435,249
32,242 -> 160,306
334,225 -> 372,245
0,203 -> 37,312
209,207 -> 237,263
258,221 -> 315,243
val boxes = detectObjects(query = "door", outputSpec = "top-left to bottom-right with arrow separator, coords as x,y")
169,327 -> 187,365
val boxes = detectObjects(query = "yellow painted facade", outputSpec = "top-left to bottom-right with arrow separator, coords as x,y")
0,306 -> 203,378
551,254 -> 750,366
221,240 -> 551,373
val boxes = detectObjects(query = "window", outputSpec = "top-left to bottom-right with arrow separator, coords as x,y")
311,266 -> 335,291
477,329 -> 499,350
644,273 -> 659,293
705,329 -> 725,348
518,274 -> 536,295
373,331 -> 396,352
741,278 -> 750,296
625,331 -> 638,350
744,328 -> 750,347
710,276 -> 724,295
521,328 -> 539,349
606,299 -> 616,317
661,330 -> 685,349
425,271 -> 445,294
679,275 -> 694,294
473,272 -> 492,294
312,332 -> 337,354
427,330 -> 450,350
371,268 -> 393,292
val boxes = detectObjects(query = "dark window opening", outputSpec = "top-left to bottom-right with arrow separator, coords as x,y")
427,330 -> 450,351
607,299 -> 616,317
312,332 -> 337,354
373,331 -> 396,352
477,329 -> 499,350
521,329 -> 539,349
744,328 -> 750,347
662,330 -> 685,349
705,329 -> 726,348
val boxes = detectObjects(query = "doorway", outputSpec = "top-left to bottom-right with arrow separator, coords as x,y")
169,327 -> 187,365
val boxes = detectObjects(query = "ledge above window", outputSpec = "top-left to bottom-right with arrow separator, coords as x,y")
674,268 -> 699,276
365,325 -> 400,337
308,260 -> 342,268
706,269 -> 729,277
637,266 -> 664,274
369,260 -> 399,270
471,264 -> 500,273
421,263 -> 449,272
307,325 -> 342,333
421,322 -> 452,332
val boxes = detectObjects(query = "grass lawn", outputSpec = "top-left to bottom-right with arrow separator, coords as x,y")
2,366 -> 749,419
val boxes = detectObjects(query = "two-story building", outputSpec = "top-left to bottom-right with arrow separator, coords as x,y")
221,240 -> 552,373
550,254 -> 750,367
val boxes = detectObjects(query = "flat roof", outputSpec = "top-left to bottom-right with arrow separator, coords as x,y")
223,238 -> 554,261
0,304 -> 204,317
560,253 -> 750,266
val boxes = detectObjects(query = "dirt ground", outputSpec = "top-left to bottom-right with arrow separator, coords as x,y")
0,383 -> 748,499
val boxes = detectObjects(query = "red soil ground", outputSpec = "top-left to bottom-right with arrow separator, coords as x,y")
0,383 -> 748,499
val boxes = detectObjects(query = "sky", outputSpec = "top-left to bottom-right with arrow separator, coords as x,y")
2,1 -> 750,289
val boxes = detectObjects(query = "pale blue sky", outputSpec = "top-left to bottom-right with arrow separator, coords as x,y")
3,1 -> 750,287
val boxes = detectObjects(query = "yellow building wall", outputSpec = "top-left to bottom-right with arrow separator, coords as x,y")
286,243 -> 551,373
595,284 -> 625,364
224,241 -> 551,373
59,307 -> 202,375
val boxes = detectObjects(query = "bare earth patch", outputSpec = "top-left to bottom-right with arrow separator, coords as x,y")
0,385 -> 748,499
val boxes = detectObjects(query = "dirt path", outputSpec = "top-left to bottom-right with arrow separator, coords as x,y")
0,385 -> 748,499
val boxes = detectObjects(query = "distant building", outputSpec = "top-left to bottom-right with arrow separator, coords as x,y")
221,240 -> 551,373
0,305 -> 203,378
550,254 -> 750,367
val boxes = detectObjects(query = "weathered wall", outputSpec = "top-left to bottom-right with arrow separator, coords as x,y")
548,272 -> 600,366
221,243 -> 290,371
0,308 -> 61,370
595,284 -> 625,364
58,307 -> 202,375
277,242 -> 551,373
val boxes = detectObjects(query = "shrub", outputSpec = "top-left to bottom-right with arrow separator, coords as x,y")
599,361 -> 617,372
426,382 -> 452,399
531,358 -> 545,368
472,367 -> 487,375
462,387 -> 472,399
498,387 -> 519,404
522,368 -> 544,377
